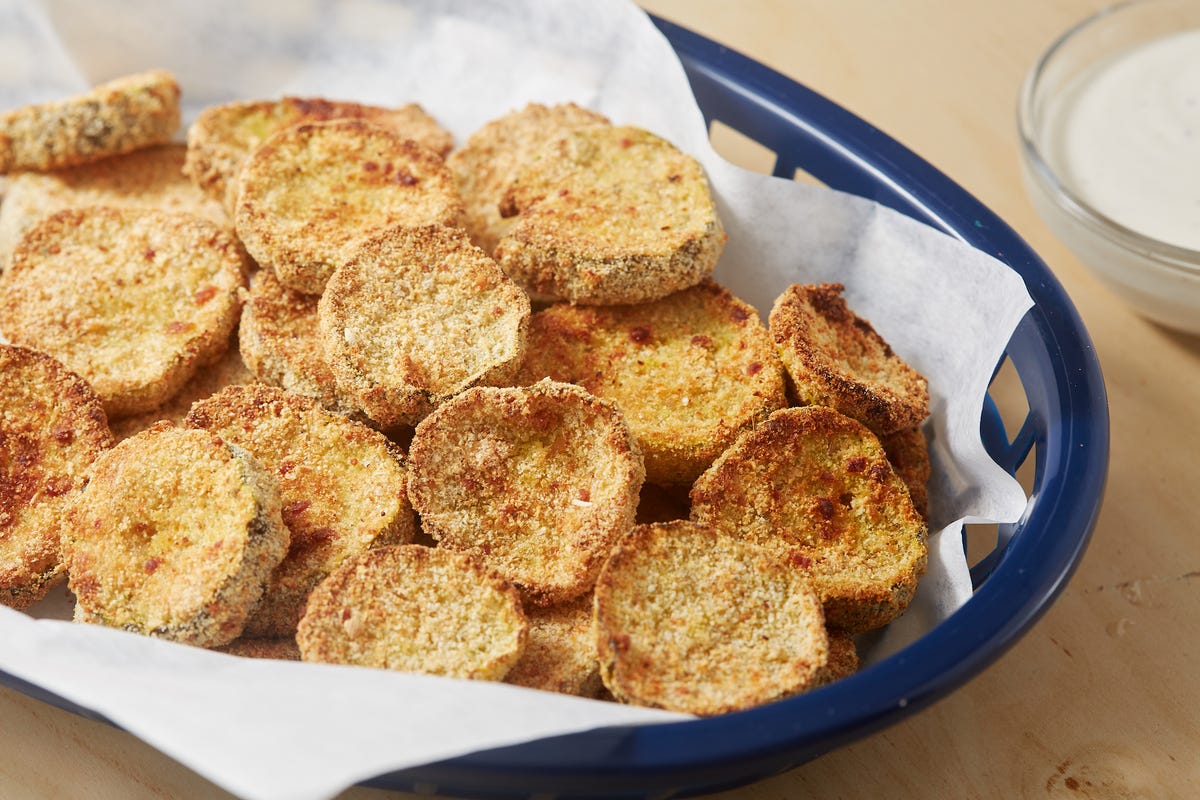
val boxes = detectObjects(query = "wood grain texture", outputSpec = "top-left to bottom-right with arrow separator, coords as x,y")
3,2 -> 1198,798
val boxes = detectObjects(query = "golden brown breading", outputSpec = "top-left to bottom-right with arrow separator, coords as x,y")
0,144 -> 226,270
238,268 -> 359,416
296,544 -> 527,680
815,628 -> 860,687
447,102 -> 609,258
880,425 -> 931,520
594,520 -> 829,716
0,345 -> 114,610
769,282 -> 929,436
184,384 -> 415,637
215,637 -> 301,661
494,125 -> 724,305
504,594 -> 603,697
319,224 -> 530,428
62,423 -> 289,647
234,118 -> 463,294
186,97 -> 453,214
515,281 -> 787,484
690,406 -> 928,634
0,207 -> 247,419
0,70 -> 180,173
407,380 -> 644,606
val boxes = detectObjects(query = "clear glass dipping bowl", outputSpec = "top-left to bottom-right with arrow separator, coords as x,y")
1019,0 -> 1200,334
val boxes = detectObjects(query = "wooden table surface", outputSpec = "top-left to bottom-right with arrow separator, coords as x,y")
4,1 -> 1198,798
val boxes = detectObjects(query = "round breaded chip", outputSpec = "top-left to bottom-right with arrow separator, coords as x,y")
447,102 -> 609,258
0,345 -> 114,610
515,281 -> 786,484
235,118 -> 464,294
880,425 -> 931,520
319,225 -> 530,428
494,125 -> 724,305
186,97 -> 453,214
769,282 -> 929,436
815,628 -> 860,687
185,384 -> 415,637
0,70 -> 180,174
594,520 -> 829,716
0,206 -> 247,419
504,594 -> 603,697
407,380 -> 644,606
62,423 -> 289,647
0,144 -> 226,270
690,406 -> 928,634
215,637 -> 301,661
238,268 -> 359,416
297,544 -> 527,680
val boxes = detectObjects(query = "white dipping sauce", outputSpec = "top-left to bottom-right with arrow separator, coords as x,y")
1047,29 -> 1200,251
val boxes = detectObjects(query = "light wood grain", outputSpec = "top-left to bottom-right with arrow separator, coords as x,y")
3,2 -> 1198,798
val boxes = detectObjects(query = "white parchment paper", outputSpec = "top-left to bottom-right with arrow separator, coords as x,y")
0,1 -> 1033,798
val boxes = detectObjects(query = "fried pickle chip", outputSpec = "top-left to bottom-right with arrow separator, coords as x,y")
0,70 -> 180,173
62,423 -> 289,647
0,207 -> 247,418
495,125 -> 724,305
185,385 -> 415,637
880,425 -> 931,520
0,345 -> 114,609
447,102 -> 609,257
235,118 -> 463,294
319,225 -> 530,428
504,594 -> 603,697
769,282 -> 929,436
297,544 -> 526,680
407,380 -> 644,606
516,281 -> 786,484
690,406 -> 928,633
186,97 -> 453,214
815,628 -> 860,687
216,637 -> 301,661
0,144 -> 226,270
594,520 -> 829,716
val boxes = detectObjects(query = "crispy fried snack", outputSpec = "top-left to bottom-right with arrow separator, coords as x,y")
690,406 -> 928,633
594,520 -> 829,716
185,384 -> 415,637
447,102 -> 609,257
186,97 -> 453,214
769,282 -> 929,436
495,125 -> 724,305
215,637 -> 301,661
62,423 -> 289,647
0,207 -> 247,418
815,628 -> 860,687
407,380 -> 644,606
504,594 -> 603,697
297,544 -> 527,680
319,225 -> 530,428
0,345 -> 114,610
234,118 -> 463,294
0,70 -> 180,173
238,268 -> 359,416
516,281 -> 786,484
880,425 -> 931,520
0,144 -> 226,270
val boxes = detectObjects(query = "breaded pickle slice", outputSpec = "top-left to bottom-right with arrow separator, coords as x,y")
815,628 -> 860,687
594,520 -> 829,716
770,283 -> 929,436
185,385 -> 415,637
504,594 -> 603,697
0,144 -> 226,270
297,544 -> 527,680
0,345 -> 114,609
0,207 -> 247,418
407,380 -> 644,606
690,406 -> 928,634
880,425 -> 931,520
62,423 -> 289,647
0,70 -> 180,173
495,125 -> 724,305
447,102 -> 609,257
319,225 -> 530,428
186,97 -> 453,214
216,637 -> 300,661
516,281 -> 786,484
235,118 -> 463,294
238,268 -> 358,416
